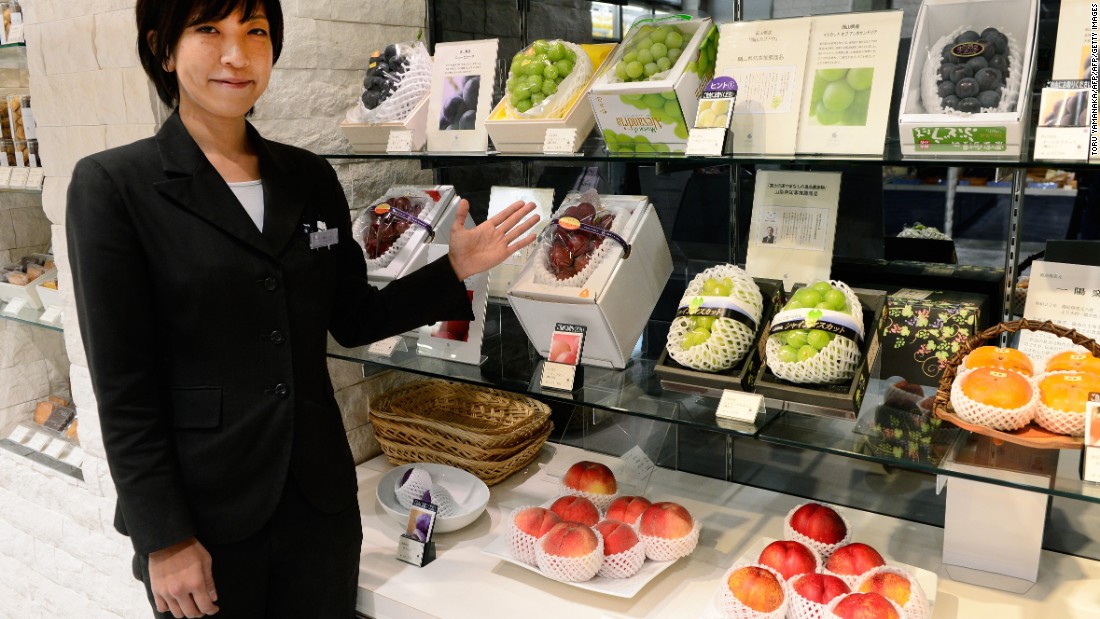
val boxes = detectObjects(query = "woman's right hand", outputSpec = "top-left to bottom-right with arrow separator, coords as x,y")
149,537 -> 219,617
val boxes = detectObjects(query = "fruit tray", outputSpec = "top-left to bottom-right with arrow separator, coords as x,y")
699,537 -> 938,619
932,319 -> 1099,450
481,504 -> 686,598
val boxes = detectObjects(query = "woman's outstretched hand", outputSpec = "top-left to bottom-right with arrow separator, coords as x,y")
447,199 -> 540,281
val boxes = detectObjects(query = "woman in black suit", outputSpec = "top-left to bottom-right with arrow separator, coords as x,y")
65,1 -> 538,617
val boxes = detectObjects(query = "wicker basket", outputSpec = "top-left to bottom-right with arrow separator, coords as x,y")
932,319 -> 1100,449
369,379 -> 553,485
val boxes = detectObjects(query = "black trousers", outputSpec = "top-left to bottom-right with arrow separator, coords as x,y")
134,475 -> 363,618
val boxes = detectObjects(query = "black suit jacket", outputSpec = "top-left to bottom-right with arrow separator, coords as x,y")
67,113 -> 473,555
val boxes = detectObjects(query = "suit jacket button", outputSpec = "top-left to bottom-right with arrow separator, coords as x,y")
263,276 -> 278,291
273,383 -> 289,398
270,330 -> 286,345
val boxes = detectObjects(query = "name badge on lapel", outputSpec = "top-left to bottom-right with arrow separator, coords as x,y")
309,220 -> 338,250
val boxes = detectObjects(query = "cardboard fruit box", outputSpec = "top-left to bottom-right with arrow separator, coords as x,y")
878,288 -> 989,388
897,0 -> 1039,156
588,16 -> 717,154
655,278 -> 785,397
753,288 -> 887,419
507,195 -> 673,369
340,95 -> 429,153
486,44 -> 616,154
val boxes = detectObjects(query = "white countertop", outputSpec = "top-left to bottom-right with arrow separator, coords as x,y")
355,444 -> 1100,619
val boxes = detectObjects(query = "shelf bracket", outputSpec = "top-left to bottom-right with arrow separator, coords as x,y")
1001,168 -> 1027,335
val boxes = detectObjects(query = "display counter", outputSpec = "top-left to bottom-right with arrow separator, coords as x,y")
354,444 -> 1100,619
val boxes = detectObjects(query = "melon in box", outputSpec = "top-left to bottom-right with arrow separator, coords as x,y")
588,16 -> 718,154
487,44 -> 616,153
897,0 -> 1038,156
507,194 -> 672,369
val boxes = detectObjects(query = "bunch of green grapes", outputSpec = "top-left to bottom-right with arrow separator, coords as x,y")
507,39 -> 577,113
680,277 -> 734,349
618,92 -> 690,140
687,25 -> 718,79
602,129 -> 671,154
770,282 -> 850,363
808,67 -> 873,126
611,24 -> 690,83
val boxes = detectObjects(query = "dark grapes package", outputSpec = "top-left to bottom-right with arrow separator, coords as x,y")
351,185 -> 458,282
588,16 -> 717,154
341,41 -> 433,152
507,191 -> 672,369
897,0 -> 1039,156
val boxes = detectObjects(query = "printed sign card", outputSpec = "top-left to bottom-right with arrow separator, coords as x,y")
1019,261 -> 1100,360
427,40 -> 499,152
745,171 -> 841,290
1084,397 -> 1100,483
540,324 -> 586,392
795,11 -> 903,155
396,499 -> 438,567
417,245 -> 489,365
716,17 -> 811,155
487,186 -> 555,298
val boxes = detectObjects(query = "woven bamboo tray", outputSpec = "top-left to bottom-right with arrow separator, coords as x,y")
932,319 -> 1100,449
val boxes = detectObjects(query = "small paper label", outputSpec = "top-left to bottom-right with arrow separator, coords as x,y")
715,389 -> 764,423
540,361 -> 577,392
60,447 -> 84,468
0,167 -> 12,186
309,227 -> 338,250
386,130 -> 415,153
1085,399 -> 1100,483
8,167 -> 29,187
396,535 -> 426,565
620,445 -> 657,483
3,297 -> 27,316
39,306 -> 62,324
543,128 -> 578,154
43,439 -> 67,459
912,126 -> 1007,152
25,167 -> 43,188
25,432 -> 50,452
367,335 -> 403,357
685,127 -> 727,156
7,22 -> 23,44
7,425 -> 32,443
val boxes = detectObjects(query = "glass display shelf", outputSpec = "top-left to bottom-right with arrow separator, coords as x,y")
0,421 -> 83,482
322,135 -> 1100,170
0,302 -> 63,332
329,301 -> 1100,505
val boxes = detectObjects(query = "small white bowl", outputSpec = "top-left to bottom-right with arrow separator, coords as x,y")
377,463 -> 490,533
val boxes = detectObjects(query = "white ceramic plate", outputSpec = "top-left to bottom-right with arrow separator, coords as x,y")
376,463 -> 490,533
699,536 -> 938,618
481,516 -> 685,598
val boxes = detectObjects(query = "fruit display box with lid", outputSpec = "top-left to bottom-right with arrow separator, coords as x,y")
486,44 -> 616,154
587,16 -> 717,154
507,194 -> 672,370
897,0 -> 1039,156
753,287 -> 887,418
654,277 -> 785,397
357,186 -> 460,287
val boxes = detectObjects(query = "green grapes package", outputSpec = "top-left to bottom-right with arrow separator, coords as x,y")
665,265 -> 763,373
346,41 -> 432,124
505,39 -> 593,119
764,281 -> 865,385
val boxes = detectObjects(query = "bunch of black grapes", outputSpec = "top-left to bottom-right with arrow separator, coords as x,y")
440,76 -> 479,131
936,28 -> 1010,113
361,44 -> 410,111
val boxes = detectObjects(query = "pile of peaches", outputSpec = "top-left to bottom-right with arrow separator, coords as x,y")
949,346 -> 1100,435
719,502 -> 929,619
508,461 -> 699,583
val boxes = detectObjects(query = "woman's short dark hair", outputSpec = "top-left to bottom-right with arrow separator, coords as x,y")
136,0 -> 283,108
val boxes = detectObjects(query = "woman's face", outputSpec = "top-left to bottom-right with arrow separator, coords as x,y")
169,7 -> 272,121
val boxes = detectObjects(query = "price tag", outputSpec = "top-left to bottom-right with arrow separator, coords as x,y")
396,499 -> 438,566
0,167 -> 12,188
43,439 -> 67,459
25,432 -> 50,452
543,128 -> 578,154
715,389 -> 764,424
7,22 -> 24,44
386,130 -> 414,153
61,447 -> 85,468
8,167 -> 29,188
39,306 -> 62,324
620,445 -> 656,484
3,297 -> 28,316
25,168 -> 44,188
1084,399 -> 1100,483
540,361 -> 578,392
685,128 -> 727,156
367,335 -> 403,357
7,425 -> 32,443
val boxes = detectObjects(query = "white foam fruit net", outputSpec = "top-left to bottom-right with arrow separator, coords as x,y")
352,187 -> 438,270
765,282 -> 864,385
782,503 -> 852,561
422,484 -> 459,517
346,41 -> 432,125
1033,371 -> 1088,436
825,592 -> 908,619
395,467 -> 432,509
505,41 -> 593,120
787,574 -> 847,619
638,520 -> 700,562
559,482 -> 618,513
533,189 -> 630,289
716,563 -> 790,619
666,265 -> 764,372
855,566 -> 929,619
920,25 -> 1023,115
949,368 -> 1037,431
822,565 -> 876,591
535,534 -> 604,582
597,539 -> 646,579
507,507 -> 542,566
